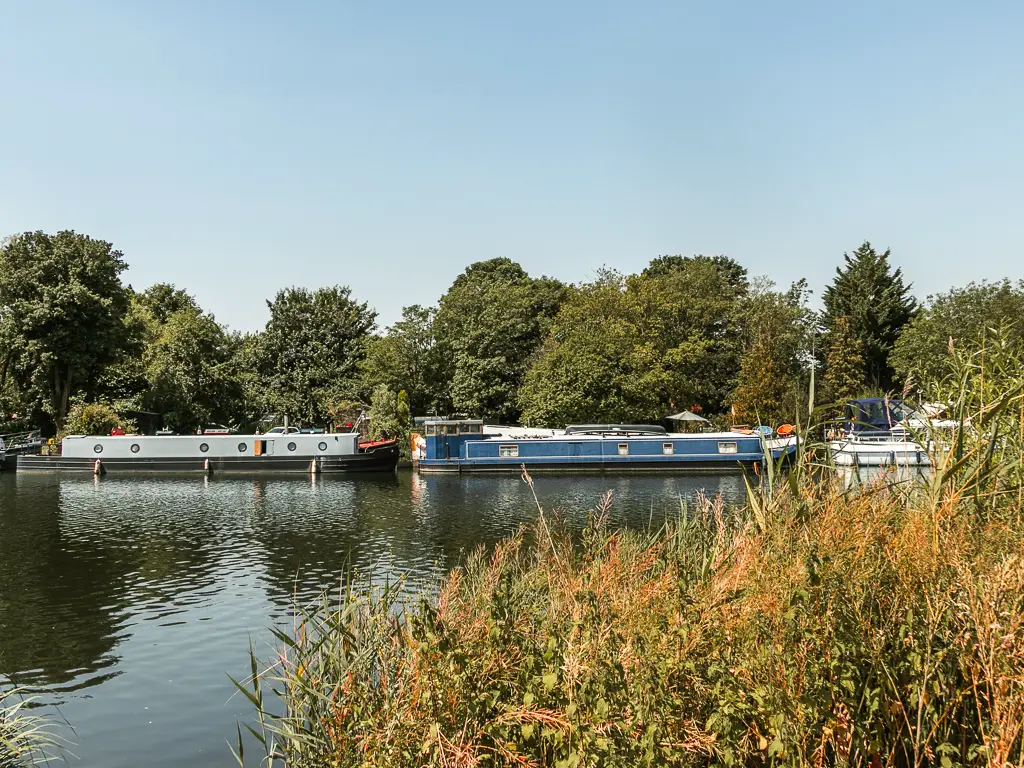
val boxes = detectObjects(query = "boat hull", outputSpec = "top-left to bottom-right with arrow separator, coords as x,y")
17,444 -> 400,475
419,437 -> 797,473
417,457 -> 774,474
829,440 -> 930,467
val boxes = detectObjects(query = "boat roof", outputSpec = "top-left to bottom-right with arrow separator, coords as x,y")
564,424 -> 667,436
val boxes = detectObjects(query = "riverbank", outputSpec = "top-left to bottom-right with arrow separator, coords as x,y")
236,456 -> 1024,766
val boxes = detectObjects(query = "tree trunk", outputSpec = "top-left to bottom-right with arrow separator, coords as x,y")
52,363 -> 73,426
52,364 -> 61,420
60,366 -> 73,424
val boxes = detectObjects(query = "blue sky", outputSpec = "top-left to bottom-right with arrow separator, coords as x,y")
2,1 -> 1022,331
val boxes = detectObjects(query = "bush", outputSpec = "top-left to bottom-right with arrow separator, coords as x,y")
59,401 -> 136,439
368,385 -> 410,445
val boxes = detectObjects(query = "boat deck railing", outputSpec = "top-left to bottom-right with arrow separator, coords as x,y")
564,424 -> 667,437
1,431 -> 43,450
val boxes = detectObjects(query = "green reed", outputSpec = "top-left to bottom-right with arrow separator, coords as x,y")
0,682 -> 68,768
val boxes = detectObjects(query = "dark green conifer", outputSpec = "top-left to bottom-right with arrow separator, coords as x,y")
821,242 -> 917,391
821,316 -> 866,404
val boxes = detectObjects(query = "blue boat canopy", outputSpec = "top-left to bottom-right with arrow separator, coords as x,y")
843,398 -> 920,431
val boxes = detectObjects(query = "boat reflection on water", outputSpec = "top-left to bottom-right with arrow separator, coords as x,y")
836,463 -> 930,491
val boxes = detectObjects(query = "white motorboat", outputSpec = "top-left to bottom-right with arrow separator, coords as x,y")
829,398 -> 931,467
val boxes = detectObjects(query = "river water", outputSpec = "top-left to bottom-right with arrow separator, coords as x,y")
0,470 -> 749,767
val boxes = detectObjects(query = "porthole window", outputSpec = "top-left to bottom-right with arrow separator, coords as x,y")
93,444 -> 103,454
199,443 -> 209,453
238,442 -> 247,453
287,442 -> 297,452
131,443 -> 141,454
318,441 -> 328,452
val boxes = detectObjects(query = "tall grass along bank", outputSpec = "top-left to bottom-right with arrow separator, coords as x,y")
235,339 -> 1024,767
0,681 -> 68,768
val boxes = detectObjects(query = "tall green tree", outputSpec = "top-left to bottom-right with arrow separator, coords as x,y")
368,384 -> 402,440
518,260 -> 749,426
258,286 -> 376,424
731,280 -> 813,425
136,282 -> 199,324
143,308 -> 243,431
96,286 -> 255,432
642,253 -> 749,292
433,258 -> 567,423
94,289 -> 159,410
518,274 -> 667,425
641,255 -> 749,413
821,315 -> 866,405
820,241 -> 917,392
0,231 -> 130,428
224,330 -> 267,430
891,280 -> 1024,388
360,305 -> 447,416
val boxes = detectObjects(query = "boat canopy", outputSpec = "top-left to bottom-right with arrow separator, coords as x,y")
666,411 -> 709,423
564,424 -> 667,436
843,398 -> 922,432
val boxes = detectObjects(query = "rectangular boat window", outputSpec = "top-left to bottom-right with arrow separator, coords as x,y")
498,444 -> 519,458
443,424 -> 459,435
425,424 -> 437,436
663,442 -> 674,455
618,443 -> 629,456
463,423 -> 482,434
718,442 -> 738,454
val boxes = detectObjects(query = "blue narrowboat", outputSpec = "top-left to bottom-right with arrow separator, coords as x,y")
416,421 -> 797,473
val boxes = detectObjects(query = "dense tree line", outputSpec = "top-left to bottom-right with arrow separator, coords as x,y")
1,229 -> 1020,435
